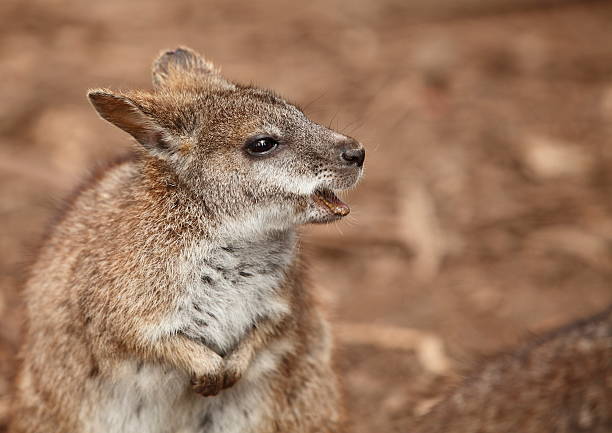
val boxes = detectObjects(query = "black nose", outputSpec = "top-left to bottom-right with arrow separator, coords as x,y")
341,148 -> 365,167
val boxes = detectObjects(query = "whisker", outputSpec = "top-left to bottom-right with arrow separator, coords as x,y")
301,92 -> 327,112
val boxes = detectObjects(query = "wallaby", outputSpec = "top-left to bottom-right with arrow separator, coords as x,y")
9,47 -> 365,433
404,306 -> 612,433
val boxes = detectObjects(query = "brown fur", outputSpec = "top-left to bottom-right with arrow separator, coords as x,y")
9,47 -> 363,433
405,306 -> 612,433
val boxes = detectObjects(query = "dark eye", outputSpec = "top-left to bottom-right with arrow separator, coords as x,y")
245,136 -> 279,155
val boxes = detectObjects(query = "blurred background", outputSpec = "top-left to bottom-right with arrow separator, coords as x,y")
2,0 -> 612,431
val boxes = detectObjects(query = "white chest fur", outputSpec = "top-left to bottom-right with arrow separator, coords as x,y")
82,229 -> 298,433
171,229 -> 295,355
83,339 -> 292,433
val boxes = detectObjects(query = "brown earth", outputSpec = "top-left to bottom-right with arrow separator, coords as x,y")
1,1 -> 612,431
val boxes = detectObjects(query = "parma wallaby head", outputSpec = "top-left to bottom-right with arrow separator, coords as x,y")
88,47 -> 364,233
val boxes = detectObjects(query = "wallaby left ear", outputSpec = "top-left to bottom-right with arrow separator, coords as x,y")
88,89 -> 175,156
151,47 -> 234,90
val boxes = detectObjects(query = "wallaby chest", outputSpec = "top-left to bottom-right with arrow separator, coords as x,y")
82,232 -> 298,432
172,230 -> 295,355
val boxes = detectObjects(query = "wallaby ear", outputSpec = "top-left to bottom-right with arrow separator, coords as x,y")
151,47 -> 233,90
88,89 -> 174,155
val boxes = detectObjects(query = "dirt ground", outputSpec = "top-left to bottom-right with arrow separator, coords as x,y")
2,0 -> 612,431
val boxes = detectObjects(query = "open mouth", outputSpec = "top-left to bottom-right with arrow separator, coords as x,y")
312,188 -> 350,217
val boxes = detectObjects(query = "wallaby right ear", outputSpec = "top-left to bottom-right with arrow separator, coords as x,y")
88,89 -> 175,156
151,47 -> 234,90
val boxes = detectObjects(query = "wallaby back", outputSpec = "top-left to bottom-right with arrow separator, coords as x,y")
405,307 -> 612,433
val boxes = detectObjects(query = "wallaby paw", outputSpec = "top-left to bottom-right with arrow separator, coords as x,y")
191,373 -> 225,397
191,366 -> 242,396
222,365 -> 242,389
